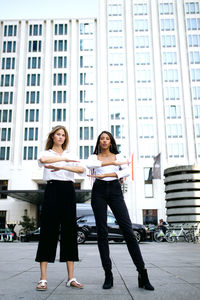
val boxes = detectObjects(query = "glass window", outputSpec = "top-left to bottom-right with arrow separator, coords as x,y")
187,18 -> 200,30
108,20 -> 123,32
185,2 -> 199,14
190,51 -> 200,64
192,86 -> 200,99
108,3 -> 122,16
194,105 -> 200,118
143,210 -> 157,225
167,124 -> 183,138
163,69 -> 178,82
168,143 -> 184,157
160,3 -> 173,15
134,19 -> 148,31
108,36 -> 123,48
164,87 -> 180,100
161,35 -> 176,47
163,52 -> 177,64
166,105 -> 181,119
191,68 -> 200,81
161,19 -> 175,31
133,4 -> 148,15
135,36 -> 149,48
80,23 -> 94,34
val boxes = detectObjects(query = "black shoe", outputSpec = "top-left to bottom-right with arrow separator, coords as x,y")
102,271 -> 113,289
138,269 -> 154,291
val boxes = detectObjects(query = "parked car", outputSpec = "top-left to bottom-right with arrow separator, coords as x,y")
77,214 -> 147,244
20,228 -> 40,242
0,228 -> 16,242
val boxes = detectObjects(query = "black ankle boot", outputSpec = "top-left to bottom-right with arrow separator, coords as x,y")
102,271 -> 113,289
138,269 -> 154,291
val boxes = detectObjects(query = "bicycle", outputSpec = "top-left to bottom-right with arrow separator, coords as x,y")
166,224 -> 190,243
154,227 -> 175,243
186,223 -> 200,243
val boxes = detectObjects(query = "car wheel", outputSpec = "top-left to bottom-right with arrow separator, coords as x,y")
77,231 -> 86,244
134,231 -> 141,243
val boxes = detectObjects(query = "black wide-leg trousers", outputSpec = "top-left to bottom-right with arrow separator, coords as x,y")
91,179 -> 145,272
35,180 -> 79,262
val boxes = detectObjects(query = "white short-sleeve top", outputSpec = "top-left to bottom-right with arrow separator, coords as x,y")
86,153 -> 130,181
38,149 -> 85,182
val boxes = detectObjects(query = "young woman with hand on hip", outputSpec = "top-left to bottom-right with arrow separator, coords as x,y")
86,131 -> 154,291
35,125 -> 84,291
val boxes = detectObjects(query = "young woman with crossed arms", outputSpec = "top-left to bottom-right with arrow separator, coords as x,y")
86,131 -> 154,291
35,125 -> 84,291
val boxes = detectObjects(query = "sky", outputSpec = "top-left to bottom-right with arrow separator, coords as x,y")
0,0 -> 98,20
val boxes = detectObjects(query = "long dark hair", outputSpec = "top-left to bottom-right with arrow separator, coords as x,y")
45,125 -> 69,150
93,131 -> 119,155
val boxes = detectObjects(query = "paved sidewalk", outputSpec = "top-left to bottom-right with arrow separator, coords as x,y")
0,241 -> 200,300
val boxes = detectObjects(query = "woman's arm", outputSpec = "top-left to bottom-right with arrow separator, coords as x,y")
88,173 -> 117,179
86,155 -> 129,169
40,156 -> 79,164
45,165 -> 84,174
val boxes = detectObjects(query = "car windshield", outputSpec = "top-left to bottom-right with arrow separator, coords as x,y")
78,215 -> 117,224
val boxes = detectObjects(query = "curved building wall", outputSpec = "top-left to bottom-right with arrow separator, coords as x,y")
164,165 -> 200,224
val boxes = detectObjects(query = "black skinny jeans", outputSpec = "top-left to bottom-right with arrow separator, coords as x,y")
91,179 -> 145,273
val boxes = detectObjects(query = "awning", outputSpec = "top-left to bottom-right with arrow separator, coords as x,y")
0,189 -> 91,205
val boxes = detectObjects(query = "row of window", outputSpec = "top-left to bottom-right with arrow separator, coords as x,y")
1,57 -> 15,69
79,145 -> 93,159
80,90 -> 95,103
185,2 -> 199,14
52,109 -> 66,122
23,146 -> 37,160
80,55 -> 94,68
28,40 -> 41,52
54,56 -> 67,68
54,40 -> 67,52
80,23 -> 94,35
53,73 -> 67,86
29,24 -> 42,36
53,91 -> 67,103
187,18 -> 200,30
80,39 -> 94,51
25,109 -> 39,122
0,75 -> 14,87
0,147 -> 10,160
27,74 -> 40,86
55,24 -> 68,35
188,34 -> 200,47
80,108 -> 94,122
28,57 -> 41,69
0,92 -> 13,104
24,127 -> 38,140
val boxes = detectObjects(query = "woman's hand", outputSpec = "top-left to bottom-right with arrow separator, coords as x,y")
45,165 -> 61,172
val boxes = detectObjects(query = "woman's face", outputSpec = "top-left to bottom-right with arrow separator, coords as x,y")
52,129 -> 66,146
99,133 -> 111,151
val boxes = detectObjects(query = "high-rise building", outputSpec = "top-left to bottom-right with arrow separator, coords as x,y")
0,0 -> 200,232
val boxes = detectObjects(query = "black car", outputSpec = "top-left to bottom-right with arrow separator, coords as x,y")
77,214 -> 147,244
20,228 -> 40,242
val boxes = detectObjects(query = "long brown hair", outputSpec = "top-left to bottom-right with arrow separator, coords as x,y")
93,131 -> 119,155
45,125 -> 69,150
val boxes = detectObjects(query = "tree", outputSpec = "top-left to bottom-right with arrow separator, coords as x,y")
19,215 -> 36,233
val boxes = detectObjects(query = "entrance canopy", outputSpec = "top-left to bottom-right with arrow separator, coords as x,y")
0,189 -> 91,205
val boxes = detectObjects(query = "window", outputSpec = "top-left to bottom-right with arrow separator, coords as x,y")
161,19 -> 175,31
195,124 -> 200,137
54,24 -> 68,35
136,70 -> 151,82
4,25 -> 17,36
54,56 -> 67,68
163,69 -> 178,82
54,40 -> 67,51
134,19 -> 148,31
166,105 -> 181,119
27,74 -> 40,86
79,127 -> 93,140
135,52 -> 150,65
160,3 -> 173,15
190,51 -> 200,64
25,109 -> 39,122
108,3 -> 122,16
187,18 -> 200,30
168,143 -> 184,157
28,40 -> 41,52
0,147 -> 10,160
108,53 -> 124,66
52,91 -> 67,103
0,180 -> 8,199
188,34 -> 200,47
162,52 -> 177,64
144,167 -> 153,197
29,24 -> 42,36
52,109 -> 66,122
0,92 -> 13,104
164,87 -> 180,100
167,124 -> 182,138
0,110 -> 12,122
136,87 -> 152,101
135,36 -> 149,48
80,72 -> 94,85
1,57 -> 15,69
137,105 -> 153,119
111,125 -> 124,139
133,4 -> 148,15
80,23 -> 94,34
80,107 -> 94,121
0,74 -> 14,87
24,127 -> 38,141
194,105 -> 200,118
27,57 -> 41,69
143,210 -> 157,225
191,69 -> 200,81
80,39 -> 94,51
80,90 -> 95,103
0,128 -> 11,141
108,36 -> 123,48
80,55 -> 94,68
53,73 -> 67,86
192,86 -> 200,99
108,20 -> 122,32
26,91 -> 40,104
109,70 -> 124,83
23,146 -> 38,160
161,35 -> 176,47
138,124 -> 154,138
185,2 -> 199,14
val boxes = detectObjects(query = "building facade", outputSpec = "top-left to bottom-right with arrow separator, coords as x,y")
0,0 -> 200,232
